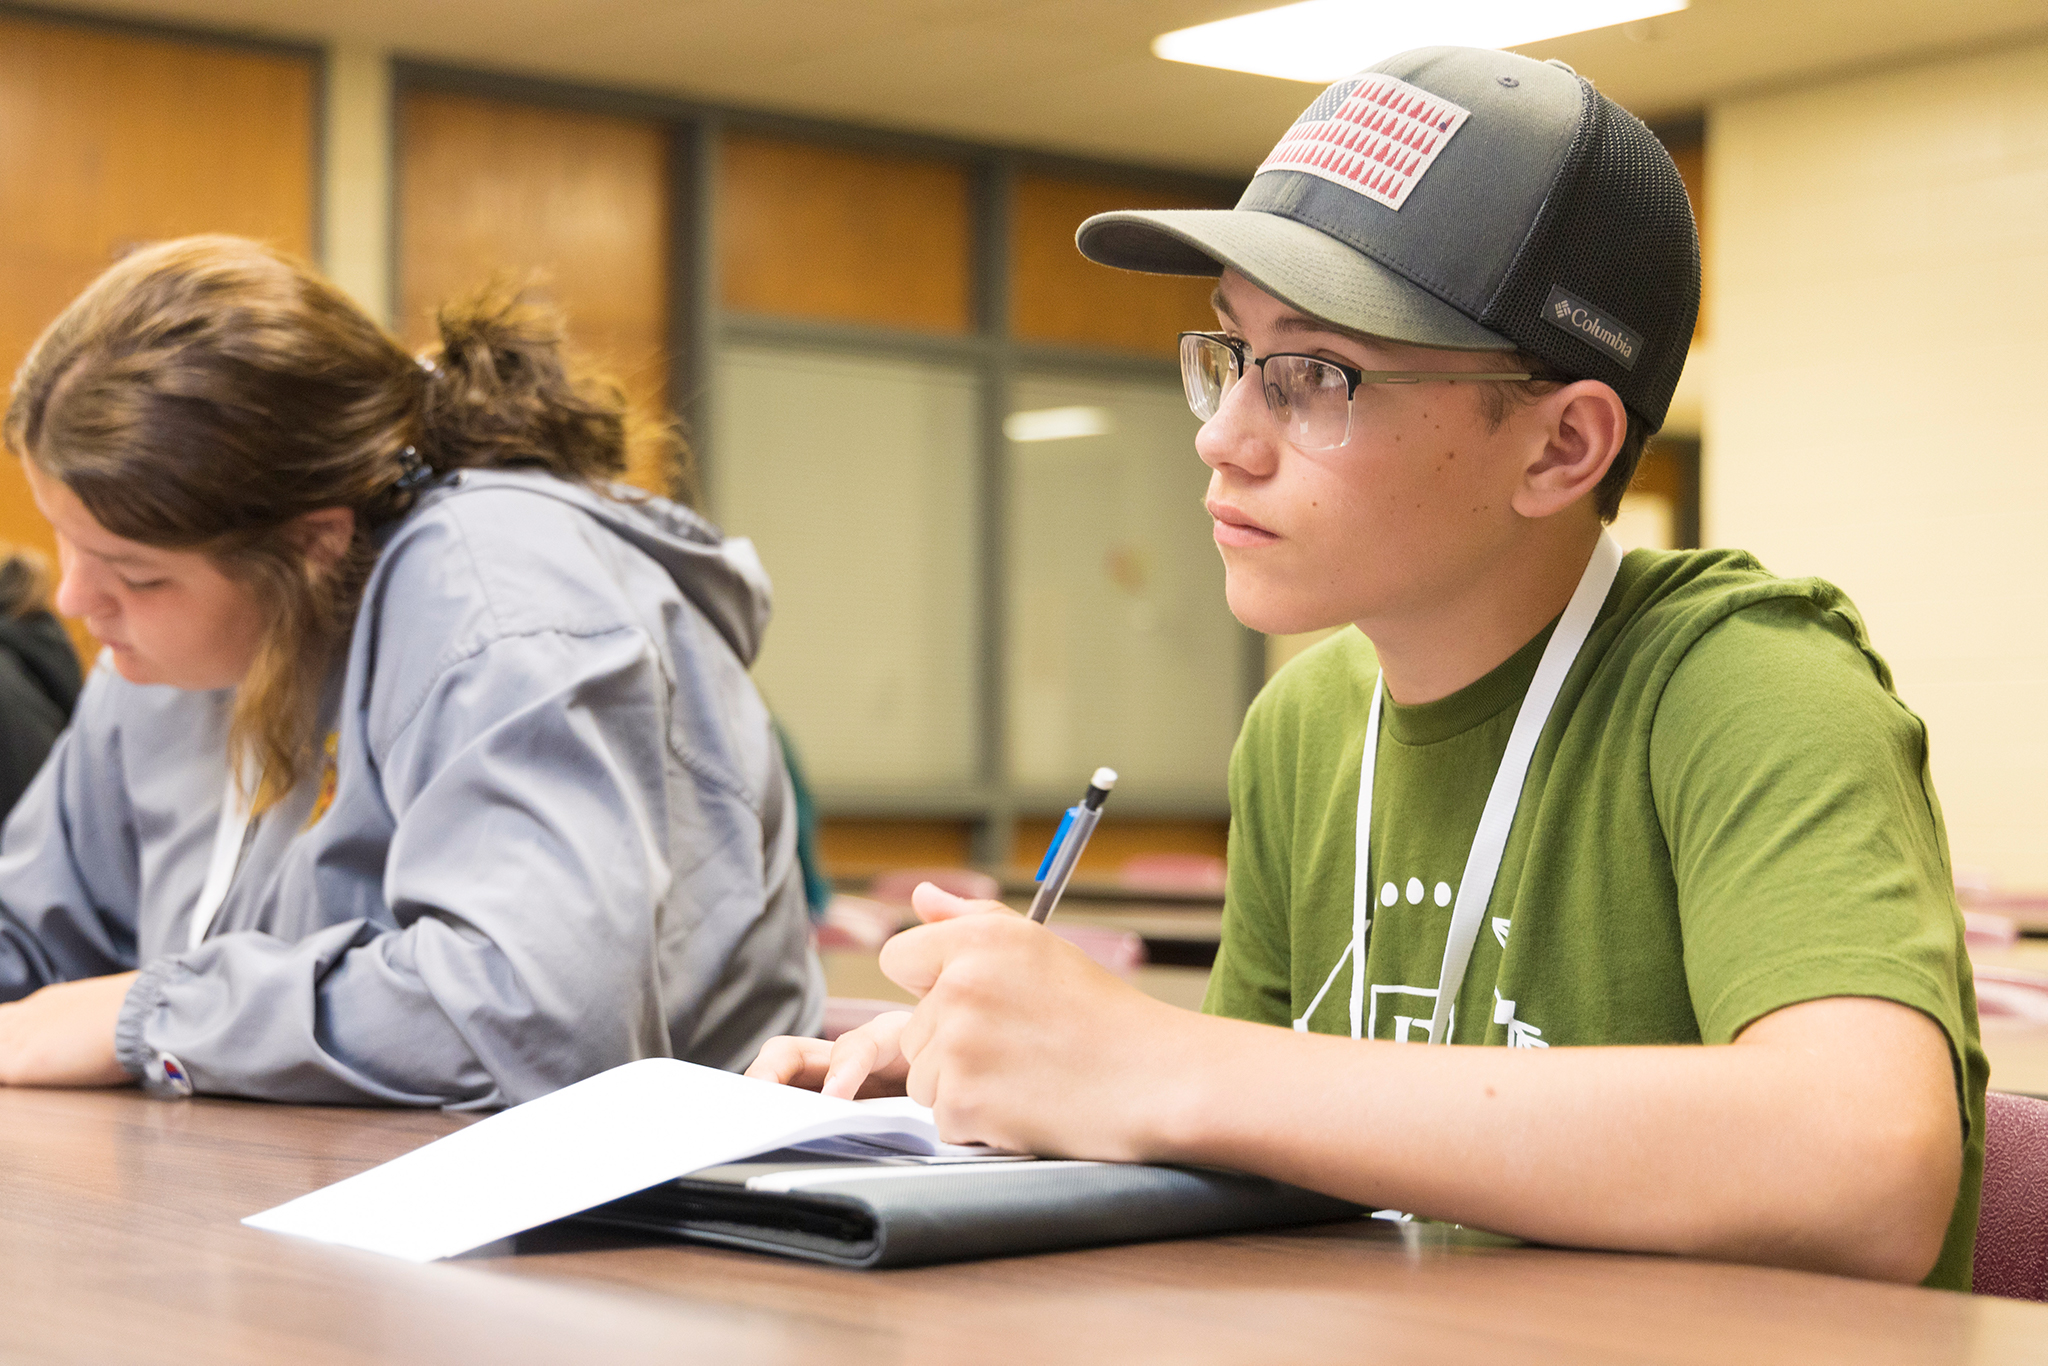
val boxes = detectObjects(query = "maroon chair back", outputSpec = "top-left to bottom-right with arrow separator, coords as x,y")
1118,853 -> 1228,896
1048,923 -> 1146,977
1975,1090 -> 2048,1300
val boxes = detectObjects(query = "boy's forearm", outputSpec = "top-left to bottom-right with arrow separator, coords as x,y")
1144,997 -> 1960,1283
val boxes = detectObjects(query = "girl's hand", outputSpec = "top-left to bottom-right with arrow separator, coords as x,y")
0,971 -> 139,1088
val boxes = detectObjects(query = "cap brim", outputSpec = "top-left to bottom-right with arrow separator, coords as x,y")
1077,208 -> 1513,353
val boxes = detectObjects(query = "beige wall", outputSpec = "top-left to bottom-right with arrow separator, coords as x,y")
1706,41 -> 2048,886
320,43 -> 391,325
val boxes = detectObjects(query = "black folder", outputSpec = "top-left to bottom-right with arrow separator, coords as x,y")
574,1149 -> 1364,1269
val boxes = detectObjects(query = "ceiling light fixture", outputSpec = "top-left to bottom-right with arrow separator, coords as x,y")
1153,0 -> 1688,85
1004,406 -> 1115,443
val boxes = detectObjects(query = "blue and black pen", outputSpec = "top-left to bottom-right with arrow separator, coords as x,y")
1026,767 -> 1118,923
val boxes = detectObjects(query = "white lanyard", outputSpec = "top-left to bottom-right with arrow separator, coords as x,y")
1342,533 -> 1622,1044
188,763 -> 254,952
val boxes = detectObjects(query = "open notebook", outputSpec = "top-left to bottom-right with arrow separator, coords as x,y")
245,1058 -> 1360,1267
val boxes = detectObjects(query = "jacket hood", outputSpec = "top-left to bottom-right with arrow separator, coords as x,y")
420,471 -> 774,666
0,611 -> 84,715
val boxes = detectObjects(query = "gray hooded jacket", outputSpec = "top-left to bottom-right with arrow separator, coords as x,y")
0,471 -> 823,1108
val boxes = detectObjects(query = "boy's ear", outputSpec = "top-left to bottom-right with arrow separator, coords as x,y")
1510,380 -> 1628,520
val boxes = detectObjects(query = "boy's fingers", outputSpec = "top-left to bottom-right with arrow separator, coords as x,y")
748,1012 -> 919,1096
882,910 -> 1036,998
903,1033 -> 942,1111
744,1036 -> 830,1089
878,920 -> 959,998
820,1013 -> 910,1099
909,881 -> 1019,924
819,1037 -> 875,1100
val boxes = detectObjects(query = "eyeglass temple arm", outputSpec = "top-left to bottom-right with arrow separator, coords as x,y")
1360,371 -> 1537,384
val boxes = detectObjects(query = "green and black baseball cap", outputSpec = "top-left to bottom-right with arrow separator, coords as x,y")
1076,46 -> 1700,432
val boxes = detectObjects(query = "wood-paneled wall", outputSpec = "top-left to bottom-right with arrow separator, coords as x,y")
719,135 -> 974,333
0,14 -> 317,659
397,90 -> 674,492
1011,175 -> 1232,358
1667,136 -> 1707,341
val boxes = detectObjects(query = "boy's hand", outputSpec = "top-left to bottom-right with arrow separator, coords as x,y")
746,1009 -> 915,1099
0,971 -> 139,1088
882,887 -> 1202,1160
748,880 -> 1207,1158
745,881 -> 1015,1099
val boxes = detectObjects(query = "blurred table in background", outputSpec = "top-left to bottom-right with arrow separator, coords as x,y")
1968,939 -> 2048,1097
821,948 -> 1213,1013
992,874 -> 1225,907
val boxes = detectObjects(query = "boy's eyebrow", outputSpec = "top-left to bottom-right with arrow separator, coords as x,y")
1208,282 -> 1386,352
1213,283 -> 1515,369
1208,284 -> 1237,326
1270,311 -> 1385,349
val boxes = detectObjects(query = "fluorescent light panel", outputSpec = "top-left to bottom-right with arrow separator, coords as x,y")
1005,406 -> 1115,443
1154,0 -> 1688,85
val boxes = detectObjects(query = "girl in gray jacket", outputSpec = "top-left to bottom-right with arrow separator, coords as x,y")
0,236 -> 823,1107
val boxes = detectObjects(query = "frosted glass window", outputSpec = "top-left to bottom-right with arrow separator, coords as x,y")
1005,375 -> 1242,803
713,346 -> 980,793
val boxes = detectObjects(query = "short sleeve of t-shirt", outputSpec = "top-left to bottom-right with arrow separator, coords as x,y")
1210,711 -> 1300,1028
1652,597 -> 1974,1062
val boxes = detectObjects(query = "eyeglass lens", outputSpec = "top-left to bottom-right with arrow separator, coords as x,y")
1178,334 -> 1353,451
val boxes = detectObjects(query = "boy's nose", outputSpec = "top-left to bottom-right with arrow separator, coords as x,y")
1194,370 -> 1280,476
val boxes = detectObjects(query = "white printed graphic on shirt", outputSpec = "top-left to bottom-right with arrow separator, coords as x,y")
1492,989 -> 1549,1049
1293,918 -> 1365,1033
1295,870 -> 1465,1036
1370,984 -> 1456,1043
1492,917 -> 1511,948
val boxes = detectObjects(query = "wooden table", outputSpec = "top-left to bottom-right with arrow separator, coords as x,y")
3,1088 -> 2045,1364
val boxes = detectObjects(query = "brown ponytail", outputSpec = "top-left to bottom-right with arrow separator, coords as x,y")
0,544 -> 55,620
4,235 -> 691,809
415,278 -> 689,499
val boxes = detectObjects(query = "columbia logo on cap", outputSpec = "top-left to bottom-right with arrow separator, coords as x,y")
1542,285 -> 1642,370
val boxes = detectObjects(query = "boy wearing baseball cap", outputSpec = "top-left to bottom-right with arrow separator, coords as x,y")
751,47 -> 1983,1288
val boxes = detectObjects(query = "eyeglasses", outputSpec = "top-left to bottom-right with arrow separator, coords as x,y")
1178,331 -> 1540,452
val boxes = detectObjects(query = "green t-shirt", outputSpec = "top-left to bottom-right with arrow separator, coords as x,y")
1207,548 -> 1987,1291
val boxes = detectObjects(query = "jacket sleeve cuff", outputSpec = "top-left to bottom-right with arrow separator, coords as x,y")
115,958 -> 188,1095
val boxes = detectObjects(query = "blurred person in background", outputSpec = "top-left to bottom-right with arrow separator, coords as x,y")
0,545 -> 82,822
0,235 -> 821,1106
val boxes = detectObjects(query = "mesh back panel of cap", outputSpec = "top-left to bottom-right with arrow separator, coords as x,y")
1481,81 -> 1700,431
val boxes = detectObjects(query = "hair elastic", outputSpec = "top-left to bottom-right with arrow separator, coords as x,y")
393,445 -> 436,493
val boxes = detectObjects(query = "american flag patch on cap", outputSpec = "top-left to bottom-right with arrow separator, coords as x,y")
1255,74 -> 1470,211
